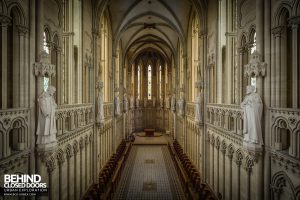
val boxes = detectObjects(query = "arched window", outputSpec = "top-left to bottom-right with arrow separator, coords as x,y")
101,14 -> 110,102
159,65 -> 162,99
250,31 -> 257,90
148,65 -> 152,99
43,31 -> 50,92
137,65 -> 141,99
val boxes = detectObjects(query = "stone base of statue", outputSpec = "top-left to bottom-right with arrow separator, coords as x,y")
243,141 -> 263,152
36,135 -> 57,150
36,141 -> 57,151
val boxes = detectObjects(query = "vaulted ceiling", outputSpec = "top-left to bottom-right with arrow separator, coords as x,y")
106,0 -> 194,65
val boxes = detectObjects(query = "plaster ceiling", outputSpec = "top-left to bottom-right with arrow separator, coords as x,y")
107,0 -> 193,65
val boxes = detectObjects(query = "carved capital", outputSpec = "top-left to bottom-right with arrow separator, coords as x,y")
16,25 -> 29,36
244,51 -> 266,78
45,156 -> 56,173
272,26 -> 284,38
34,51 -> 56,77
0,14 -> 11,26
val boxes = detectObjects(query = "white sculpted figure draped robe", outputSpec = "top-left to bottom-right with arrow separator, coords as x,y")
195,91 -> 203,123
165,96 -> 170,109
241,85 -> 263,147
160,98 -> 164,108
97,91 -> 104,125
178,97 -> 185,116
123,95 -> 128,112
115,96 -> 121,116
130,96 -> 135,109
36,86 -> 57,145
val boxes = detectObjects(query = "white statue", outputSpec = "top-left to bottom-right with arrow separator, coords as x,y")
130,95 -> 135,109
96,85 -> 104,125
123,94 -> 128,112
152,97 -> 156,107
114,95 -> 121,116
160,98 -> 164,108
36,86 -> 57,145
165,96 -> 170,109
171,95 -> 176,112
144,97 -> 147,107
178,96 -> 185,116
136,97 -> 140,108
195,90 -> 203,124
241,85 -> 263,148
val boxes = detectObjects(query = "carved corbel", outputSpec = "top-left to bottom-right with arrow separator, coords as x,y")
34,51 -> 56,77
244,51 -> 266,78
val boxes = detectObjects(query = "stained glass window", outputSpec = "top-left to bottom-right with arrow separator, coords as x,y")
137,66 -> 140,99
43,32 -> 49,54
44,77 -> 49,92
159,65 -> 162,99
148,65 -> 152,99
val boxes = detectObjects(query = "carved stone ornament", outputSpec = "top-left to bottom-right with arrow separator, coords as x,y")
34,51 -> 56,77
244,51 -> 266,78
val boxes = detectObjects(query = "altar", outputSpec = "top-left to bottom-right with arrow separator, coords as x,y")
144,129 -> 155,137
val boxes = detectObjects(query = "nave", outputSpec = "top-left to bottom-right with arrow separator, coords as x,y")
84,134 -> 216,200
0,0 -> 300,200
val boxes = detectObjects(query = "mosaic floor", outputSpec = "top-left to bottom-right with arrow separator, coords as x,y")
113,145 -> 186,200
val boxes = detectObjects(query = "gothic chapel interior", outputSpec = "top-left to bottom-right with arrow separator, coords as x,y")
0,0 -> 300,199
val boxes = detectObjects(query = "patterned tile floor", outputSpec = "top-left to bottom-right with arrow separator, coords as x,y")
113,145 -> 186,200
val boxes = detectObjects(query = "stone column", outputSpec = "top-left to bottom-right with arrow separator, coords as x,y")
35,0 -> 45,96
289,19 -> 299,108
0,15 -> 10,108
17,25 -> 28,107
272,27 -> 283,107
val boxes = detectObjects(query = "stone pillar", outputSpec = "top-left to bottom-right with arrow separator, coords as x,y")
36,0 -> 45,97
18,25 -> 28,107
0,15 -> 10,109
290,20 -> 299,108
272,27 -> 283,107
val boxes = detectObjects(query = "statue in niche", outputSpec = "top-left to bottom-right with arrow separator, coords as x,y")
160,98 -> 164,108
178,96 -> 185,116
144,97 -> 147,107
171,95 -> 176,112
36,86 -> 57,145
96,82 -> 104,125
130,95 -> 135,109
136,97 -> 140,108
152,96 -> 156,107
195,88 -> 204,124
165,96 -> 170,109
123,94 -> 128,112
241,85 -> 263,148
114,95 -> 121,116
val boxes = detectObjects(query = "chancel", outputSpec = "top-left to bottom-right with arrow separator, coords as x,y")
0,0 -> 299,200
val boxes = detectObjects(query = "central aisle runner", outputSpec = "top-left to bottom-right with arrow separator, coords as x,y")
114,145 -> 186,200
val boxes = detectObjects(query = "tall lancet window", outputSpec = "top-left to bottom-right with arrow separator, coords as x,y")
250,32 -> 257,90
137,66 -> 141,99
159,65 -> 162,98
148,65 -> 152,99
43,31 -> 50,92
